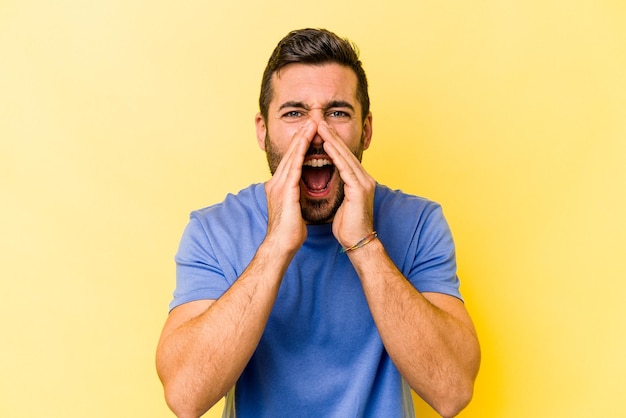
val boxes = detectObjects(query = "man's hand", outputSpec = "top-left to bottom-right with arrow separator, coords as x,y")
264,120 -> 317,254
318,121 -> 376,248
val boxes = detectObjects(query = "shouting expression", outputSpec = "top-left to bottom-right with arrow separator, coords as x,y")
256,63 -> 373,224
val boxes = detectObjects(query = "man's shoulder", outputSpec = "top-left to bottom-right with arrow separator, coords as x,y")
373,184 -> 447,245
186,183 -> 268,236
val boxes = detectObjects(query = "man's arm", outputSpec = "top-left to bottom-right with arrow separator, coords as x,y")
321,121 -> 480,418
156,121 -> 317,418
347,243 -> 480,418
156,240 -> 293,418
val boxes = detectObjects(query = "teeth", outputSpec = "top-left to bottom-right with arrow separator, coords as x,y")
303,158 -> 332,168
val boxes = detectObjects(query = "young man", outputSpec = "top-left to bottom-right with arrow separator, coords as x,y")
156,28 -> 480,418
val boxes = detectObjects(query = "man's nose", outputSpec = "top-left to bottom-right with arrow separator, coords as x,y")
310,129 -> 324,147
308,109 -> 325,145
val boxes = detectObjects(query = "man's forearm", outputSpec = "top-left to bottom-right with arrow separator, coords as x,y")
347,239 -> 481,418
156,241 -> 294,417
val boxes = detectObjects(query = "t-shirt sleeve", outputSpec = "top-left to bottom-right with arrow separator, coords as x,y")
169,214 -> 231,311
407,204 -> 463,301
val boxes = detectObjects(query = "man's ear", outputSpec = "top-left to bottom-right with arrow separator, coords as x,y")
255,113 -> 267,151
362,112 -> 373,150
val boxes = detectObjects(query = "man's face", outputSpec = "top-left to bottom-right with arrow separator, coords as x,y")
256,63 -> 372,224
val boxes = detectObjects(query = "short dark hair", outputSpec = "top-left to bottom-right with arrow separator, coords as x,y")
259,28 -> 370,122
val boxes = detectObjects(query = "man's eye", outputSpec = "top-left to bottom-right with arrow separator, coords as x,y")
328,110 -> 350,118
283,111 -> 303,118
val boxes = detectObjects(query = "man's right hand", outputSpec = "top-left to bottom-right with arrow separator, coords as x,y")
263,120 -> 316,255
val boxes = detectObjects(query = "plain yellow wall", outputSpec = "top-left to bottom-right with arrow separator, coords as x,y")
2,1 -> 625,417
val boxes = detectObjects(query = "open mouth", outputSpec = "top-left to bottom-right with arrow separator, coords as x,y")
301,157 -> 335,193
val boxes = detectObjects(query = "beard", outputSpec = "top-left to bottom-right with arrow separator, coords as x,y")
264,133 -> 364,225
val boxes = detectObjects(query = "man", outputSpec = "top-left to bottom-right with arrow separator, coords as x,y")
156,28 -> 480,418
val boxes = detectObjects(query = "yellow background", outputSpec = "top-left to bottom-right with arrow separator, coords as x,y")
2,1 -> 625,417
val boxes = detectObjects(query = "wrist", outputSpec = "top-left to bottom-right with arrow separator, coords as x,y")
344,236 -> 387,268
261,229 -> 304,260
340,231 -> 378,253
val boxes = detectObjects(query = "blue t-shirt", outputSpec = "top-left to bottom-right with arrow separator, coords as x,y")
171,183 -> 462,417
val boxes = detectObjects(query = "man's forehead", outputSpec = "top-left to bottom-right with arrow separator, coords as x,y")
270,63 -> 359,106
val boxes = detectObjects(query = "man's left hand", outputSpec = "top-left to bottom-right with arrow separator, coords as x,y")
318,121 -> 376,249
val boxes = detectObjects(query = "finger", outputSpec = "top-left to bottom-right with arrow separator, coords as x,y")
318,123 -> 371,186
271,120 -> 317,183
265,121 -> 317,232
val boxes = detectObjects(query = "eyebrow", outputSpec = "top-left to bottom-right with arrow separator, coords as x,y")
278,100 -> 356,112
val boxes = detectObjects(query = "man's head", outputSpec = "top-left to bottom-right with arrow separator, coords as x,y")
256,29 -> 373,224
259,28 -> 370,124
